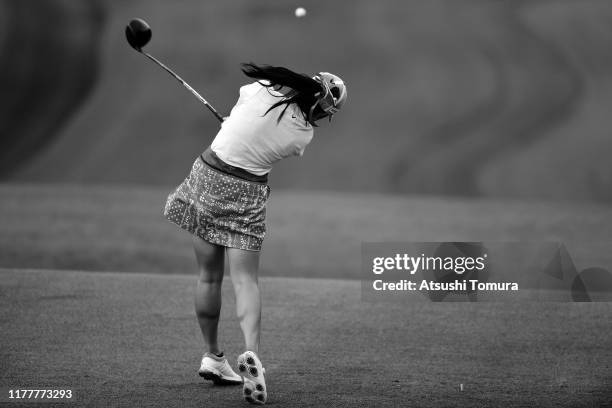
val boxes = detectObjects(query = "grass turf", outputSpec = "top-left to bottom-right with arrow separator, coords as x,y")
2,183 -> 612,279
4,1 -> 612,203
1,268 -> 610,407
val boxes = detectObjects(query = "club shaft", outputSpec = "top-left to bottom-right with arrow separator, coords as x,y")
142,51 -> 224,123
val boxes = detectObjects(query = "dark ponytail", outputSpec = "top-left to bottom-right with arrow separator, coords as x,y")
241,62 -> 323,124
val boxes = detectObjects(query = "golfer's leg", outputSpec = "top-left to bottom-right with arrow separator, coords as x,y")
227,248 -> 261,354
192,235 -> 225,355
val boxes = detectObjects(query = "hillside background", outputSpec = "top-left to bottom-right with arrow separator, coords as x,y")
2,0 -> 612,202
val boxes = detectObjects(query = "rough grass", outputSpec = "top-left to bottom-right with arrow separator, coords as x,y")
3,1 -> 612,202
0,0 -> 104,176
1,268 -> 610,407
1,183 -> 612,280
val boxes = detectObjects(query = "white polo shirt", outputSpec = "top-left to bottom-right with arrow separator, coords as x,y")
210,82 -> 314,176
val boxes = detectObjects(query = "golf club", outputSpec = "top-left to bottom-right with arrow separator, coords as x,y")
125,18 -> 225,123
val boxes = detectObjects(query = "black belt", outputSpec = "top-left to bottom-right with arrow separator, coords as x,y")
200,147 -> 269,183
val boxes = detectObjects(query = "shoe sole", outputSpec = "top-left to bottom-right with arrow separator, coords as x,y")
199,370 -> 243,386
238,352 -> 267,405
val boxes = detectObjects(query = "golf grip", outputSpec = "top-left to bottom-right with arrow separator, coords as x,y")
142,51 -> 225,123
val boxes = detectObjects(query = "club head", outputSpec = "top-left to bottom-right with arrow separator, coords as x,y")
125,18 -> 152,51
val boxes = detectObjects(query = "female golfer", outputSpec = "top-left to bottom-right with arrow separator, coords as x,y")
163,62 -> 347,405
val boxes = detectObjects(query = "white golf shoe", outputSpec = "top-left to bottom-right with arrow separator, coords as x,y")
237,351 -> 267,405
198,352 -> 243,385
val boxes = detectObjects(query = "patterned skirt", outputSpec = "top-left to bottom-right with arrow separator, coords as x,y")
163,157 -> 270,251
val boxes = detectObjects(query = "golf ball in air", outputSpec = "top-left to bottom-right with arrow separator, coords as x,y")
295,7 -> 307,18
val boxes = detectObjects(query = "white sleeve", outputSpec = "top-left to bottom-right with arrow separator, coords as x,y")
295,145 -> 306,157
238,82 -> 263,100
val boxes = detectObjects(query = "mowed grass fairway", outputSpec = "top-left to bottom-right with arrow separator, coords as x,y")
1,184 -> 611,407
2,269 -> 611,407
